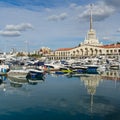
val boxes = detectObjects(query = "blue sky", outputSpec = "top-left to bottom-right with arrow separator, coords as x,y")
0,0 -> 120,52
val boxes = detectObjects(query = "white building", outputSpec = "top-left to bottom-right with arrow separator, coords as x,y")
48,5 -> 120,60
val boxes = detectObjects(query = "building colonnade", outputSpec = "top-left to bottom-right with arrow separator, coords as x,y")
48,45 -> 120,60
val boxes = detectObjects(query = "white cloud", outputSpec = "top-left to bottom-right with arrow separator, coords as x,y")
5,23 -> 33,31
47,15 -> 59,21
78,2 -> 115,21
69,3 -> 83,10
59,13 -> 68,20
0,23 -> 33,37
104,0 -> 120,9
47,12 -> 68,21
0,30 -> 21,37
69,3 -> 77,9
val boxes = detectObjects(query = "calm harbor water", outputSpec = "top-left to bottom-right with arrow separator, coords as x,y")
0,71 -> 120,120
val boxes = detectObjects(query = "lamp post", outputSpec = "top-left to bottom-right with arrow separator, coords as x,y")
25,40 -> 29,55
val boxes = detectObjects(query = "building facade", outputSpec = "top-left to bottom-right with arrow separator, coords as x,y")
48,5 -> 120,60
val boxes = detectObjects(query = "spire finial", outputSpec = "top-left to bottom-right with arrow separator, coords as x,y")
90,4 -> 93,30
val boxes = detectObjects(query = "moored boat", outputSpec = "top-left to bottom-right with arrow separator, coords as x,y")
55,67 -> 72,75
26,69 -> 45,80
0,64 -> 10,75
7,69 -> 28,77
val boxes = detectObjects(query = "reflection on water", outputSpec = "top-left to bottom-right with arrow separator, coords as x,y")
0,70 -> 120,120
80,74 -> 102,113
79,73 -> 119,116
101,70 -> 120,80
8,76 -> 45,87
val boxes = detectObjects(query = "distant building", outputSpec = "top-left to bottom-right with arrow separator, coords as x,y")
39,47 -> 51,56
48,5 -> 120,60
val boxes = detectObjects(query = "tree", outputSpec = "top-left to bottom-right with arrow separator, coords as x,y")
117,42 -> 120,44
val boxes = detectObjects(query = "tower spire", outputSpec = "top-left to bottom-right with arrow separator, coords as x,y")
90,4 -> 93,30
82,3 -> 102,46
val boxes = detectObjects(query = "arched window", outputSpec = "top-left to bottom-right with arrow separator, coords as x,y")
90,48 -> 93,55
99,49 -> 102,55
80,49 -> 83,56
85,48 -> 88,56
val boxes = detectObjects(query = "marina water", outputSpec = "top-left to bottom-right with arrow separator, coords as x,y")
0,70 -> 120,120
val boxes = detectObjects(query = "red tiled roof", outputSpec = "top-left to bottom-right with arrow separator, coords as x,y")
56,48 -> 73,51
100,44 -> 120,48
56,44 -> 120,51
